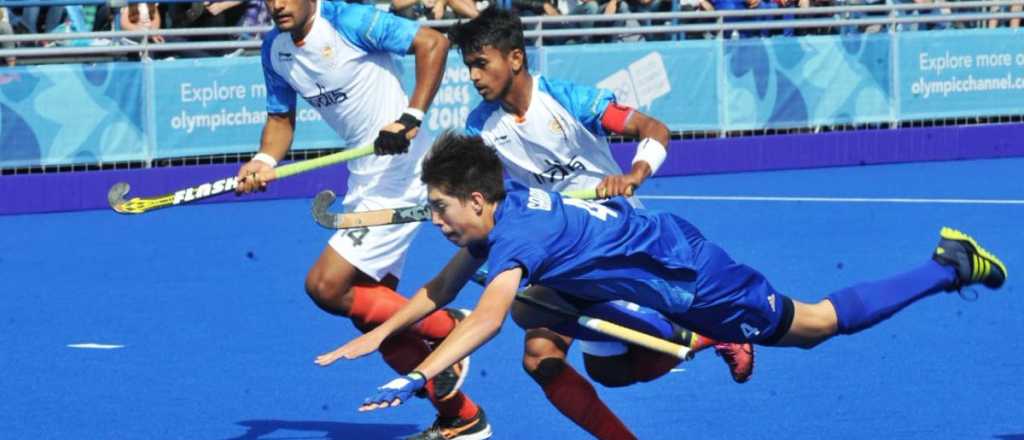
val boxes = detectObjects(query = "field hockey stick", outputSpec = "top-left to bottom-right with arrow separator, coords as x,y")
108,145 -> 374,214
312,188 -> 600,229
469,269 -> 692,360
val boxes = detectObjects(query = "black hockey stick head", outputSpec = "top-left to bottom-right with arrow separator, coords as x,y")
312,189 -> 340,229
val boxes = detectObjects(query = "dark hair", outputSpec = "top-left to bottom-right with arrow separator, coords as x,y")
421,131 -> 506,203
447,6 -> 526,67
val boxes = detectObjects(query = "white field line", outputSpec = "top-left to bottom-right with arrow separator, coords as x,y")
639,195 -> 1024,205
67,343 -> 125,349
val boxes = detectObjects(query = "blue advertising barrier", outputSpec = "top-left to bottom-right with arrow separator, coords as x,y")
0,62 -> 147,167
542,41 -> 721,130
4,28 -> 1024,168
898,29 -> 1024,118
720,34 -> 892,129
151,57 -> 340,158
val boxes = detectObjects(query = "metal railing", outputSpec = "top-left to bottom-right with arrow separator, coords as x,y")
1,0 -> 1023,59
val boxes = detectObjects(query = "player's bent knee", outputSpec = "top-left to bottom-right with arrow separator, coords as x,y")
779,300 -> 839,349
523,330 -> 569,379
523,338 -> 565,365
803,300 -> 839,341
303,271 -> 353,316
524,357 -> 566,385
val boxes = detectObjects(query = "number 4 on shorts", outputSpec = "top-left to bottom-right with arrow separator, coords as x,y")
741,323 -> 761,339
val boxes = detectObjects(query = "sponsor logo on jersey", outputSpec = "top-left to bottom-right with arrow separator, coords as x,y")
322,46 -> 333,59
173,177 -> 239,205
548,117 -> 565,135
305,82 -> 349,109
278,51 -> 293,62
533,155 -> 586,185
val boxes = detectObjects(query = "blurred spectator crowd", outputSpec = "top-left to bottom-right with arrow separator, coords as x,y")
0,0 -> 1021,66
0,0 -> 272,63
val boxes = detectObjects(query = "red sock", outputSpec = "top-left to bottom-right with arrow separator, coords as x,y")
349,284 -> 456,341
542,363 -> 637,440
423,380 -> 480,420
377,332 -> 479,419
378,332 -> 431,374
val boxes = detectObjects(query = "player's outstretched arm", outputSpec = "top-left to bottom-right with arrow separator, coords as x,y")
314,248 -> 483,367
359,267 -> 522,412
373,26 -> 449,155
237,112 -> 296,194
597,108 -> 670,197
407,26 -> 449,119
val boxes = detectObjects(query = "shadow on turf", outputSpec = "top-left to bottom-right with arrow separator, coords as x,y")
994,435 -> 1024,440
224,419 -> 419,439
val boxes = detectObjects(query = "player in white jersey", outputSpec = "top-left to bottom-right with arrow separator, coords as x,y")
448,7 -> 752,439
235,1 -> 491,438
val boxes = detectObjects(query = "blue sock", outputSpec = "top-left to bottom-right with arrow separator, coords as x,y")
549,301 -> 675,342
828,260 -> 957,334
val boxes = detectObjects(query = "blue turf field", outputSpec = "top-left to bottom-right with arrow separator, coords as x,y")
1,158 -> 1022,439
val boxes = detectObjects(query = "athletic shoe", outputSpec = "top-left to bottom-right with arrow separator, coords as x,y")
429,309 -> 472,402
932,227 -> 1007,291
714,342 -> 754,384
406,407 -> 493,440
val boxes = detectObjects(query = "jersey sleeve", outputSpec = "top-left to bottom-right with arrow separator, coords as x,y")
484,237 -> 547,286
323,2 -> 420,55
260,32 -> 297,114
464,101 -> 499,136
539,76 -> 616,137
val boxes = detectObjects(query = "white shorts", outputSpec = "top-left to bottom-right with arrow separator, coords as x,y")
327,135 -> 431,282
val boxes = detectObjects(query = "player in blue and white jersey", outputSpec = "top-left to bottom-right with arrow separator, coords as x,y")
458,7 -> 662,200
234,1 -> 490,438
447,8 -> 749,439
315,132 -> 1007,417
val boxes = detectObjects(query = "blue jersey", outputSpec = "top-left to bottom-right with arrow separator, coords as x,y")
471,181 -> 705,316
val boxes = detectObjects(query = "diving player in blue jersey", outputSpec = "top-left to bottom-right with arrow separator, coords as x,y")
234,1 -> 490,438
316,131 -> 1007,417
445,7 -> 751,439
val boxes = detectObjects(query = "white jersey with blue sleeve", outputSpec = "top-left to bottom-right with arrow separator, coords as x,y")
465,75 -> 624,194
259,1 -> 431,282
470,181 -> 703,316
260,0 -> 430,178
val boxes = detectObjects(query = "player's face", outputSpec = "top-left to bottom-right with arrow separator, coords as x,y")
427,188 -> 489,247
463,45 -> 522,102
266,0 -> 316,32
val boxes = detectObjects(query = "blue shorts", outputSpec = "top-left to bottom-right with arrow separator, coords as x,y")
667,240 -> 794,345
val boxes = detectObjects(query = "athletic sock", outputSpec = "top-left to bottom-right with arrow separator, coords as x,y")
349,284 -> 456,341
377,332 -> 478,419
377,332 -> 431,375
423,380 -> 480,420
827,260 -> 957,334
539,359 -> 637,440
